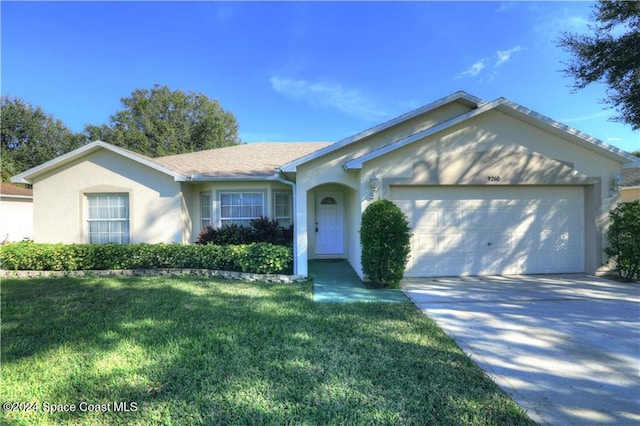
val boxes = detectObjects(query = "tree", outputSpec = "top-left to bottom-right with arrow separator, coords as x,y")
1,96 -> 85,182
85,85 -> 240,157
558,0 -> 640,129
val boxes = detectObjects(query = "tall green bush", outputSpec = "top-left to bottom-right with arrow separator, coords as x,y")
605,201 -> 640,281
360,199 -> 411,288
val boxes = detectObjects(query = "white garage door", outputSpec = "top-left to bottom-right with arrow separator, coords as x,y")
390,186 -> 585,277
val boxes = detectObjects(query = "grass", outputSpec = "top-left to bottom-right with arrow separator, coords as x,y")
1,276 -> 535,425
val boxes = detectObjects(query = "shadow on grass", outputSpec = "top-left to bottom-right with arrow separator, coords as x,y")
1,276 -> 535,425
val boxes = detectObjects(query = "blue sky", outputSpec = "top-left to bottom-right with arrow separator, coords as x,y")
2,1 -> 638,153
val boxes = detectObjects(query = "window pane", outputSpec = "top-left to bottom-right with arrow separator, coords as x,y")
274,192 -> 292,228
87,193 -> 130,244
219,192 -> 264,223
201,193 -> 212,230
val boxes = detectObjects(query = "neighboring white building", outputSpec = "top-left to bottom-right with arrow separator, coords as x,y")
12,92 -> 637,277
0,182 -> 33,242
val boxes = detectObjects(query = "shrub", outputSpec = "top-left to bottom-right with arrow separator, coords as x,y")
234,243 -> 293,274
250,216 -> 287,244
360,199 -> 411,288
197,224 -> 254,245
0,242 -> 292,275
605,201 -> 640,281
196,217 -> 293,246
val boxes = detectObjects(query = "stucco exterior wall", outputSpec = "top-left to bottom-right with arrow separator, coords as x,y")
292,102 -> 626,278
31,150 -> 184,244
0,197 -> 33,242
621,188 -> 640,202
362,110 -> 621,273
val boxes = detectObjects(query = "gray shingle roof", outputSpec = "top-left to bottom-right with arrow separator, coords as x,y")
622,168 -> 640,187
153,142 -> 333,178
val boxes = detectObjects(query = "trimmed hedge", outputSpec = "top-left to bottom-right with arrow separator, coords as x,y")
0,242 -> 293,275
360,199 -> 411,288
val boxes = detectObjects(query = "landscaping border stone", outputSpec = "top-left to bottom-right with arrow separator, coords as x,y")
0,269 -> 306,284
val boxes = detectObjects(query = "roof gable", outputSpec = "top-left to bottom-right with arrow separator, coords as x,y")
11,141 -> 188,184
280,91 -> 483,172
10,141 -> 333,184
344,97 -> 636,170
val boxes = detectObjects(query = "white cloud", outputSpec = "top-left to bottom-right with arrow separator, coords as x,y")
457,59 -> 488,78
559,111 -> 609,123
457,45 -> 523,79
496,45 -> 522,67
269,76 -> 387,120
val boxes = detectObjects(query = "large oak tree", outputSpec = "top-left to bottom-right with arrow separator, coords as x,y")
1,97 -> 85,182
85,85 -> 241,157
558,0 -> 640,130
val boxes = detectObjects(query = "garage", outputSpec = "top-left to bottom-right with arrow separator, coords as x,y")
391,186 -> 585,277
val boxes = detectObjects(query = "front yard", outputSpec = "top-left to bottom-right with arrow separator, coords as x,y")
1,276 -> 535,425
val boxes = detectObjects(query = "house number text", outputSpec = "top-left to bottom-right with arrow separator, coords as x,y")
487,176 -> 501,182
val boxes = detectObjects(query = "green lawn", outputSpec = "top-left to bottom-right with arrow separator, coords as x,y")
1,276 -> 535,425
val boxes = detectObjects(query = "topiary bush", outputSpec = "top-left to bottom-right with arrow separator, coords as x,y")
360,199 -> 411,288
605,200 -> 640,281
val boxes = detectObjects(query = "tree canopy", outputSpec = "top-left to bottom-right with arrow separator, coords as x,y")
1,97 -> 84,182
85,85 -> 240,157
558,0 -> 640,130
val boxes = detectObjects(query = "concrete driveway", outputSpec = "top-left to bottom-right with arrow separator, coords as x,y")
402,274 -> 640,425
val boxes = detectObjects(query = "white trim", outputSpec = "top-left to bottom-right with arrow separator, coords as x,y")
190,174 -> 281,182
11,141 -> 189,184
344,98 -> 635,170
280,91 -> 484,172
275,174 -> 298,275
494,100 -> 637,163
0,194 -> 33,200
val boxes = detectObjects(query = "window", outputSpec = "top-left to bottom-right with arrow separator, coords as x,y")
87,193 -> 130,244
201,192 -> 212,230
274,192 -> 292,228
220,192 -> 264,227
321,197 -> 337,205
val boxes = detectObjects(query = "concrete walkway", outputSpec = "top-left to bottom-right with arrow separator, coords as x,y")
310,260 -> 409,303
402,274 -> 640,425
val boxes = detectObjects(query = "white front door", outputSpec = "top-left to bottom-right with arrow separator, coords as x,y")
315,192 -> 344,255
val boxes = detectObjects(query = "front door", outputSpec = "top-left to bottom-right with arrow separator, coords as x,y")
315,192 -> 344,255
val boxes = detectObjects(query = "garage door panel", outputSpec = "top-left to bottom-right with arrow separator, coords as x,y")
391,186 -> 585,277
413,234 -> 438,253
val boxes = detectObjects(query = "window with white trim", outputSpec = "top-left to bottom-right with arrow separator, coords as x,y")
220,192 -> 264,227
274,192 -> 292,228
201,192 -> 212,230
87,193 -> 130,244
